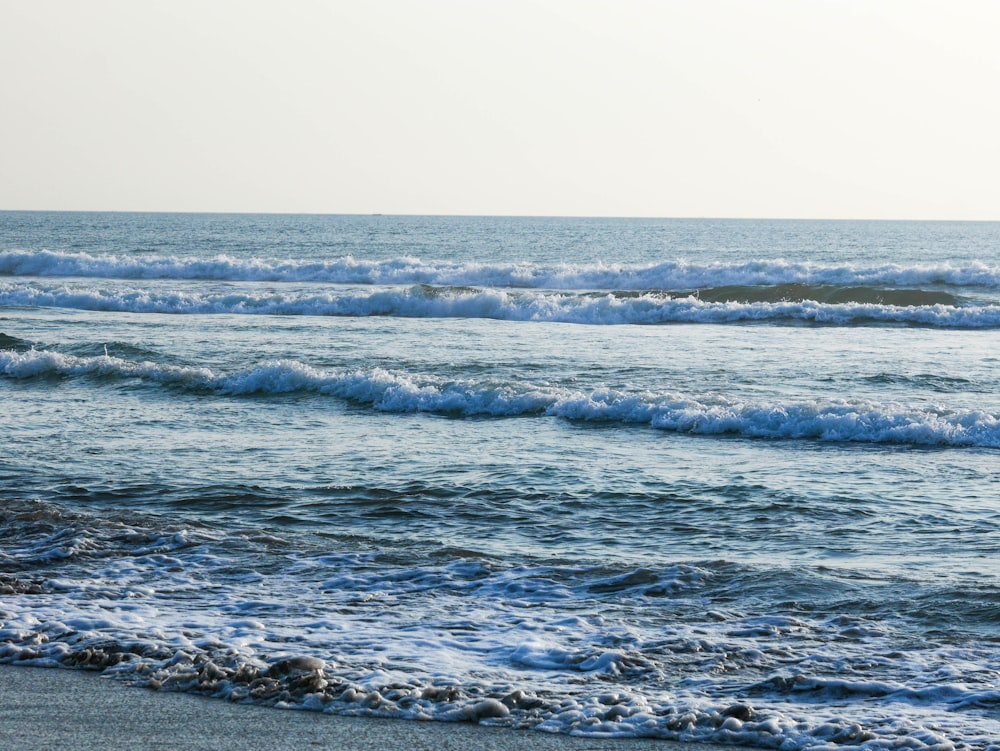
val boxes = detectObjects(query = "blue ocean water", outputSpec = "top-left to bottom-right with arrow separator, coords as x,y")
2,211 -> 1000,749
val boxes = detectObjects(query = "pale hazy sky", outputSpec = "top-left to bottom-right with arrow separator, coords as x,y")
2,1 -> 998,219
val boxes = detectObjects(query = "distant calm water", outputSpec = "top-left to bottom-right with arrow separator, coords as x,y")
3,212 -> 1000,750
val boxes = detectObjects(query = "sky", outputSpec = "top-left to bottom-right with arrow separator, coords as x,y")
1,0 -> 998,220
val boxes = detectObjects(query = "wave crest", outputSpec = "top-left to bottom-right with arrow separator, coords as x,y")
2,282 -> 996,328
4,249 -> 1000,291
3,349 -> 998,447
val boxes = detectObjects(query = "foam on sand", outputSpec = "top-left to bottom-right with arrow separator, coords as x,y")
0,665 -> 689,751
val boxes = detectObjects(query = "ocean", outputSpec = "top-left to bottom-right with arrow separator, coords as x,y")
2,211 -> 1000,749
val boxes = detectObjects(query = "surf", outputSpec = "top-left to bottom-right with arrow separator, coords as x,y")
2,280 -> 996,328
4,348 -> 999,448
4,249 -> 1000,292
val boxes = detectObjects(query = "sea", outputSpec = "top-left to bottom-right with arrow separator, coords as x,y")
2,211 -> 1000,750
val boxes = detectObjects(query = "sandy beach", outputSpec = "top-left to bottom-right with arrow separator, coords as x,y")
0,666 -> 736,751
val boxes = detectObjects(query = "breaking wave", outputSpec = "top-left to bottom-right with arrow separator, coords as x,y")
1,281 -> 996,328
4,348 -> 998,447
4,249 -> 1000,291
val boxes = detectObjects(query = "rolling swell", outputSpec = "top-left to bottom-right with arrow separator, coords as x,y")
1,281 -> 992,328
0,332 -> 30,350
3,348 -> 999,448
4,249 -> 1000,291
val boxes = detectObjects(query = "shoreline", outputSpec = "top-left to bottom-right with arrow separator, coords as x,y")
0,665 -> 733,751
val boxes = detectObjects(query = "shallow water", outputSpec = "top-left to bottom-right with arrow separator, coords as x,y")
2,212 -> 1000,749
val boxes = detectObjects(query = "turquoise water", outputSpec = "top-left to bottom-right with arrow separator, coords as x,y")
2,212 -> 1000,749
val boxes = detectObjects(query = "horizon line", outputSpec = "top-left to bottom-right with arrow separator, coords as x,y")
1,208 -> 998,224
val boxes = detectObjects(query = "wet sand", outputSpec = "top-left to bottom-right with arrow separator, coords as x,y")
0,666 -> 732,751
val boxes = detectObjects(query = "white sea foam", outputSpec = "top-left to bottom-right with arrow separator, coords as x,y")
3,281 -> 999,327
0,502 -> 995,750
7,214 -> 1000,751
3,348 -> 999,447
4,249 -> 1000,291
